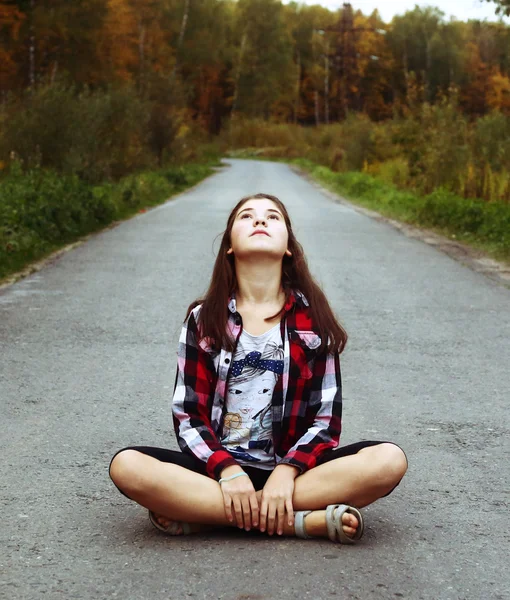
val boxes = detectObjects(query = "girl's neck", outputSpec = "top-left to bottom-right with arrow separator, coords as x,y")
234,260 -> 284,306
236,284 -> 285,307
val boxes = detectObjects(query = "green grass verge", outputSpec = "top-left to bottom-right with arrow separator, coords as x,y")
0,158 -> 222,283
292,158 -> 510,263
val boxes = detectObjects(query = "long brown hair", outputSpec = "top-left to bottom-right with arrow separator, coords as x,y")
185,193 -> 348,355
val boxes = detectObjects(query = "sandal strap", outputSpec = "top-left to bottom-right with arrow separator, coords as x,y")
326,505 -> 339,542
148,510 -> 190,535
326,504 -> 364,544
181,522 -> 192,535
294,510 -> 313,539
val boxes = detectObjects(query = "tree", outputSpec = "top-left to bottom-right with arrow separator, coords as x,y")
234,0 -> 295,120
0,2 -> 26,90
387,6 -> 445,104
458,42 -> 494,116
483,0 -> 510,16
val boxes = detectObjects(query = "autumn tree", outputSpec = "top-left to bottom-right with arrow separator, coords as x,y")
2,0 -> 510,141
483,0 -> 510,16
234,0 -> 295,120
458,41 -> 495,116
387,6 -> 446,105
0,2 -> 25,91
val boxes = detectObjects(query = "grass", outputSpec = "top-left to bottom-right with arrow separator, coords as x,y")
0,158 -> 222,285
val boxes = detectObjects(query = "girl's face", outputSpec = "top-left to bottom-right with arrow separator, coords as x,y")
227,198 -> 291,260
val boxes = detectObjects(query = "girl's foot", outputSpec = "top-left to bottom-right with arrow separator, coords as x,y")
150,512 -> 216,535
287,508 -> 360,540
151,508 -> 360,539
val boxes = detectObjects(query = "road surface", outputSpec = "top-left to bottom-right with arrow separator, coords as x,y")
1,159 -> 509,600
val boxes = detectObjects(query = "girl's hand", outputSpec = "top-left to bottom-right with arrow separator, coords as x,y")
259,465 -> 299,536
220,471 -> 259,531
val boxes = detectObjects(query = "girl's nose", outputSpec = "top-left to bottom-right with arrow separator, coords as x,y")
254,218 -> 266,226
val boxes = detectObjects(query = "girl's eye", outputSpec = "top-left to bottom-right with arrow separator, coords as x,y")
239,213 -> 279,220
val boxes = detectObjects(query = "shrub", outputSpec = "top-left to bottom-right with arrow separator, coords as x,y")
0,82 -> 155,183
472,111 -> 510,173
0,159 -> 219,280
367,157 -> 410,188
337,113 -> 376,171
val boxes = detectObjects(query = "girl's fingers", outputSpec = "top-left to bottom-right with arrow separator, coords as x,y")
233,497 -> 244,528
267,501 -> 277,535
242,497 -> 252,531
223,493 -> 233,523
285,498 -> 294,527
276,500 -> 286,535
250,493 -> 260,528
259,499 -> 268,532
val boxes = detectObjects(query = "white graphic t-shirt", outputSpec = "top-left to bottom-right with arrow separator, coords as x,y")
220,322 -> 284,469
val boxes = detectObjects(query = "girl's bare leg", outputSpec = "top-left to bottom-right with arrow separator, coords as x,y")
109,443 -> 407,538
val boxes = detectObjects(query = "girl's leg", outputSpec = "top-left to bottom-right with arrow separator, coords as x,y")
295,441 -> 408,510
109,441 -> 407,539
289,441 -> 408,538
110,448 -> 240,528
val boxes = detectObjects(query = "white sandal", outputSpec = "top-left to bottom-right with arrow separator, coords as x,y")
294,510 -> 313,539
148,510 -> 192,535
294,504 -> 364,544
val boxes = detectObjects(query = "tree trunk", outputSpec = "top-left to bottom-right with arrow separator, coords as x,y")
171,0 -> 190,79
403,41 -> 409,99
324,40 -> 330,125
50,60 -> 58,85
231,31 -> 247,121
424,31 -> 432,102
29,0 -> 35,88
294,50 -> 301,124
139,23 -> 146,93
314,89 -> 320,126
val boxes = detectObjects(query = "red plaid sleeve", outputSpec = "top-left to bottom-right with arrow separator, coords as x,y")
171,308 -> 239,479
279,345 -> 342,473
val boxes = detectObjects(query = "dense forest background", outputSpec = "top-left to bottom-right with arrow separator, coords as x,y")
1,0 -> 510,280
3,1 -> 510,127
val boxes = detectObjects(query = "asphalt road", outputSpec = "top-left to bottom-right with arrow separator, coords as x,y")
1,158 -> 509,600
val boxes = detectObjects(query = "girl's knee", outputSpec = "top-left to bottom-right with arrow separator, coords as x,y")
109,449 -> 143,487
377,443 -> 408,482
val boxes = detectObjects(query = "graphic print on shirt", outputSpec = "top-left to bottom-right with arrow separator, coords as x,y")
220,324 -> 284,466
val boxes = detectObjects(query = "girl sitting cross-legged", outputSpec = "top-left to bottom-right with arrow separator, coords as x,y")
109,193 -> 408,543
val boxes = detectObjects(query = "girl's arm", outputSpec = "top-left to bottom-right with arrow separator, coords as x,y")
171,308 -> 240,480
278,346 -> 343,473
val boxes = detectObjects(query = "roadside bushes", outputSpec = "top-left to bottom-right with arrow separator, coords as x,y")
298,161 -> 510,260
0,82 -> 199,183
416,188 -> 510,247
0,160 -> 219,281
0,163 -> 108,277
224,103 -> 510,203
0,79 -> 225,280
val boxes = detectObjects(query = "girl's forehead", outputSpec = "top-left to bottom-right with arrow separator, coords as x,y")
236,199 -> 281,215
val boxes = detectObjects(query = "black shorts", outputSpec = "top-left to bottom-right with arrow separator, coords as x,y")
109,440 -> 407,498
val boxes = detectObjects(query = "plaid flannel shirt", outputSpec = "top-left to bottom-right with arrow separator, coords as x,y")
171,289 -> 343,480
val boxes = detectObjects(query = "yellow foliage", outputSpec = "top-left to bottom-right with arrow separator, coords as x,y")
459,162 -> 477,198
486,73 -> 510,113
478,162 -> 510,202
176,124 -> 190,139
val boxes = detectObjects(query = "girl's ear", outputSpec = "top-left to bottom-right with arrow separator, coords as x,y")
285,249 -> 292,256
227,248 -> 233,255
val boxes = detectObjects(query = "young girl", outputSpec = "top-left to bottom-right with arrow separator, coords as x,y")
109,193 -> 408,543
